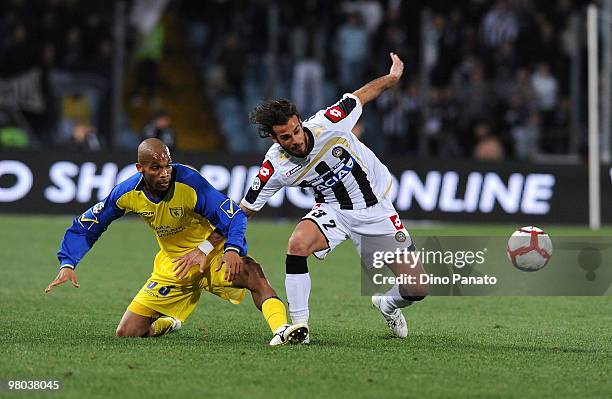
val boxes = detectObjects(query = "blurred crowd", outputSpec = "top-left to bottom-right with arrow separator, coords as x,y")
0,0 -> 590,161
185,0 -> 585,160
0,0 -> 113,150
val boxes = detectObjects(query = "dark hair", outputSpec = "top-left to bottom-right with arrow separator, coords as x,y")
249,99 -> 299,138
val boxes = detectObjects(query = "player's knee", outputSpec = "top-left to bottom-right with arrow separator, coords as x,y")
399,284 -> 428,301
116,323 -> 145,337
406,293 -> 427,302
243,257 -> 268,289
243,257 -> 263,277
414,282 -> 429,298
115,325 -> 131,337
287,234 -> 312,256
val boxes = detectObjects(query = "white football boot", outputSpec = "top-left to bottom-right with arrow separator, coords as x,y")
159,316 -> 182,333
371,295 -> 408,338
269,323 -> 310,346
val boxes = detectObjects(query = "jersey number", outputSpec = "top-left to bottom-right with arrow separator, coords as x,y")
311,209 -> 326,218
311,209 -> 336,230
146,281 -> 173,296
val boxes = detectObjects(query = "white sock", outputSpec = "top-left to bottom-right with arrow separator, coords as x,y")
285,273 -> 311,324
380,283 -> 414,313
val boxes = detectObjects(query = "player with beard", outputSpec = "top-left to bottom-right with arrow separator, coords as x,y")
239,53 -> 428,342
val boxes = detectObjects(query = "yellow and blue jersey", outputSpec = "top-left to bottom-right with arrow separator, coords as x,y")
57,163 -> 247,269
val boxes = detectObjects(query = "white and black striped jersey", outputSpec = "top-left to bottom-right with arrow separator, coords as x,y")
241,93 -> 394,212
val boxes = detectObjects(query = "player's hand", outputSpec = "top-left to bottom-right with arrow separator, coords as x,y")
172,248 -> 208,279
215,251 -> 243,281
389,52 -> 404,81
44,268 -> 80,293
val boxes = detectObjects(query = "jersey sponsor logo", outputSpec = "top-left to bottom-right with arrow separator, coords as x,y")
169,207 -> 184,218
324,105 -> 347,123
323,97 -> 357,123
390,214 -> 404,230
305,157 -> 354,192
220,198 -> 239,218
285,163 -> 305,177
153,224 -> 185,237
258,160 -> 274,182
136,210 -> 155,217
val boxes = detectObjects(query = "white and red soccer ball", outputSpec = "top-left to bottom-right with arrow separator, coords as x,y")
506,226 -> 553,271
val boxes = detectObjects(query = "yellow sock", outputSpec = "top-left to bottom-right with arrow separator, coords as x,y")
152,317 -> 174,337
261,297 -> 288,333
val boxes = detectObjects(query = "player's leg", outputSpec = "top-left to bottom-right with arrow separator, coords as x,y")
351,201 -> 428,338
285,204 -> 349,329
230,256 -> 308,345
232,256 -> 283,321
116,252 -> 205,338
115,309 -> 155,337
369,253 -> 428,339
374,226 -> 429,312
372,251 -> 428,334
117,299 -> 183,338
386,252 -> 429,305
285,219 -> 326,325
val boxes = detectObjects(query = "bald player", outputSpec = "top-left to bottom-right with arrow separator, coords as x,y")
44,139 -> 308,345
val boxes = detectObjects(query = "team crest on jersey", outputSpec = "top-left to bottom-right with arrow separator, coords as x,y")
332,147 -> 344,158
395,231 -> 407,242
251,177 -> 261,190
220,199 -> 239,218
169,207 -> 184,218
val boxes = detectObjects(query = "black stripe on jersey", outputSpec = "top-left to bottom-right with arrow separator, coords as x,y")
324,97 -> 357,123
244,187 -> 263,204
337,97 -> 357,115
245,160 -> 274,205
315,161 -> 353,210
351,161 -> 378,207
299,181 -> 325,204
245,184 -> 263,205
336,147 -> 378,208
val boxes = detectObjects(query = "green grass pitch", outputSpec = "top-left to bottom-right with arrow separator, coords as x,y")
0,215 -> 610,398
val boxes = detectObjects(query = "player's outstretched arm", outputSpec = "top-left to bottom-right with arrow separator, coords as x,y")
352,52 -> 404,106
44,267 -> 80,293
49,192 -> 125,293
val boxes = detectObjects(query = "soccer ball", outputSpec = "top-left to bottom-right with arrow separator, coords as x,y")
506,226 -> 553,272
